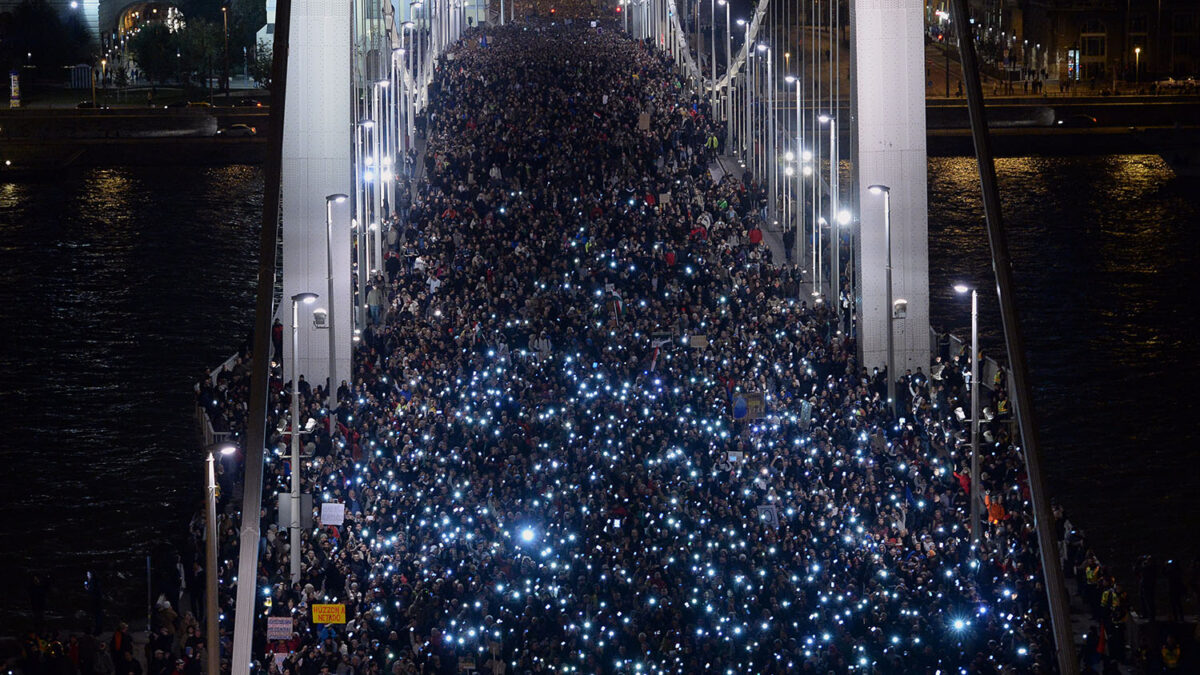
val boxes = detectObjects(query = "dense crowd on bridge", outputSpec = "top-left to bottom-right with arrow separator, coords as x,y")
191,21 -> 1068,675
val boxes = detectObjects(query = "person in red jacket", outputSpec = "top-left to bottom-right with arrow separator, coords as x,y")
748,224 -> 763,246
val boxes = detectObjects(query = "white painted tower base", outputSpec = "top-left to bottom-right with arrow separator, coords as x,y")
854,0 -> 930,381
280,0 -> 353,399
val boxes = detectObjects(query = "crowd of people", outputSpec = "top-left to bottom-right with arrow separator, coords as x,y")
192,21 -> 1063,675
188,20 -> 1173,675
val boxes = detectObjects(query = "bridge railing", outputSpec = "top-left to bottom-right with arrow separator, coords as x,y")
930,325 -> 1005,391
194,351 -> 241,449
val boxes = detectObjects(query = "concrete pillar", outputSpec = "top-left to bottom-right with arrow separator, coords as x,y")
854,0 -> 930,380
281,0 -> 353,398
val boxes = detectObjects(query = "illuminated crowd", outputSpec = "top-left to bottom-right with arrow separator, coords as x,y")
200,22 -> 1057,674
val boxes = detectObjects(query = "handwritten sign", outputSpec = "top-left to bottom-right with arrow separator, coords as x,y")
311,604 -> 346,624
320,502 -> 345,527
267,617 -> 293,640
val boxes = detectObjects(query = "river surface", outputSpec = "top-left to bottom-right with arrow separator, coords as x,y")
0,156 -> 1196,631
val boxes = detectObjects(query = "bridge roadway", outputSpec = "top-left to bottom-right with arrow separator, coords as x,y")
236,23 -> 1073,674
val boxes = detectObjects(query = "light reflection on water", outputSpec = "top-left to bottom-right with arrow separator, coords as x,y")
0,156 -> 1195,630
929,154 -> 1200,574
0,165 -> 261,629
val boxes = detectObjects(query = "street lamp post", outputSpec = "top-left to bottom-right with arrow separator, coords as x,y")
785,75 -> 806,276
1134,46 -> 1141,84
719,0 -> 730,150
868,185 -> 896,418
289,292 -> 318,584
204,443 -> 235,675
221,6 -> 229,93
801,149 -> 815,292
709,0 -> 716,117
954,284 -> 981,545
325,194 -> 348,435
820,114 -> 848,330
784,162 -> 794,250
737,19 -> 748,159
757,44 -> 775,223
355,119 -> 375,330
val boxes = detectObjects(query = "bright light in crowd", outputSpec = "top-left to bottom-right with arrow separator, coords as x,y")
837,210 -> 851,225
520,527 -> 535,543
954,284 -> 970,294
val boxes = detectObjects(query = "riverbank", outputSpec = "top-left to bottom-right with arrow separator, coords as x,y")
4,125 -> 1199,177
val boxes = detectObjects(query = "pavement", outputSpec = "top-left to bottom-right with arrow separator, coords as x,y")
709,153 -> 825,306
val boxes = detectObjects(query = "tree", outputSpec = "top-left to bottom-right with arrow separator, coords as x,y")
229,0 -> 266,56
128,23 -> 177,84
179,18 -> 222,88
248,40 -> 272,89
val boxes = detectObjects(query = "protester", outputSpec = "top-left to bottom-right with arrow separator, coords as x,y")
192,20 -> 1079,675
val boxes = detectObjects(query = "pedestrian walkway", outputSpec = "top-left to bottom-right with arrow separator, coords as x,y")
711,153 -> 824,304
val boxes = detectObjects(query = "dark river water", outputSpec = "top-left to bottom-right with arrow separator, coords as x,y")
0,156 -> 1196,631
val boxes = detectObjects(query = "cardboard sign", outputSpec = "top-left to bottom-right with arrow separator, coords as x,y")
267,617 -> 293,640
320,502 -> 345,527
757,504 -> 780,529
733,392 -> 765,420
799,400 -> 813,426
312,604 -> 346,624
745,392 -> 765,419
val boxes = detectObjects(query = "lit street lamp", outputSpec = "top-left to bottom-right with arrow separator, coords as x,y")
819,113 -> 842,329
288,292 -> 318,584
355,119 -> 375,330
1134,46 -> 1141,84
204,442 -> 236,675
954,284 -> 981,545
718,0 -> 730,150
325,194 -> 348,435
785,74 -> 804,276
868,185 -> 896,418
708,0 -> 717,117
757,43 -> 775,223
736,19 -> 747,159
221,6 -> 229,93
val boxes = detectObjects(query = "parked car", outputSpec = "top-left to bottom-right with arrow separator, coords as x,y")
216,123 -> 257,137
163,101 -> 189,109
236,97 -> 265,107
187,101 -> 213,108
